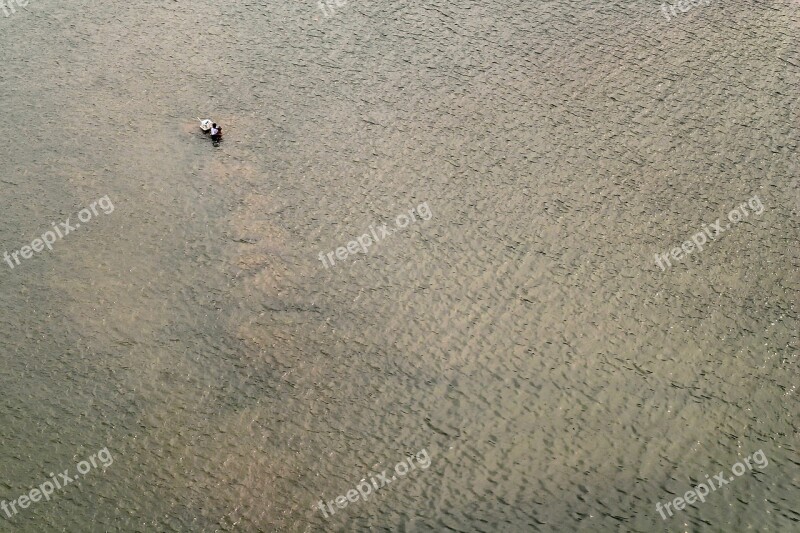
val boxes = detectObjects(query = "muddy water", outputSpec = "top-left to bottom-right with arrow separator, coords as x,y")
0,0 -> 797,531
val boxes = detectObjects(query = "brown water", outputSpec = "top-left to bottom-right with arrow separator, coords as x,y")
0,0 -> 798,531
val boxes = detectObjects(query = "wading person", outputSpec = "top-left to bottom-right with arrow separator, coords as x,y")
210,123 -> 222,144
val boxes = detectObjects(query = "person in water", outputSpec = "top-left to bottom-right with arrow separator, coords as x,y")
210,123 -> 222,143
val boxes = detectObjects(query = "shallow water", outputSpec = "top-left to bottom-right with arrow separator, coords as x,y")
0,0 -> 798,531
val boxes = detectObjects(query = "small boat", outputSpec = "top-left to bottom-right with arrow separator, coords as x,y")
199,118 -> 213,132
